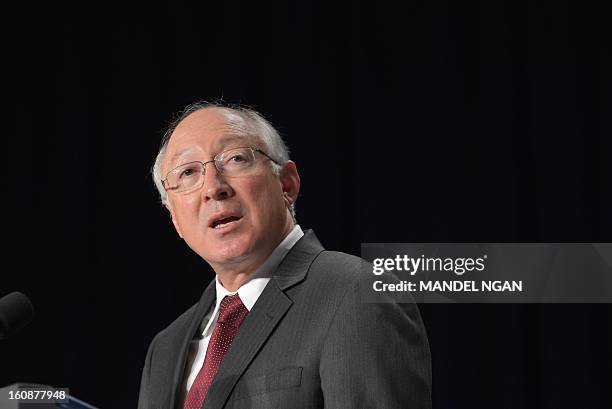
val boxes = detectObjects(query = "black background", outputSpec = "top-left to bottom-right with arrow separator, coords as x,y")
3,0 -> 611,408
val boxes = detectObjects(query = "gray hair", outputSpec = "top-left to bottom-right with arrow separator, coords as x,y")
151,101 -> 296,217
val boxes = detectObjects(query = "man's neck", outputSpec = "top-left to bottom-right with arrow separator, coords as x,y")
216,270 -> 258,292
213,221 -> 297,292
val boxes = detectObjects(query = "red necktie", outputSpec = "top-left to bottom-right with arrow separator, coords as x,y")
183,294 -> 249,409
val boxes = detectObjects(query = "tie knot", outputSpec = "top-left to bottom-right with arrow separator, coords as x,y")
217,294 -> 248,325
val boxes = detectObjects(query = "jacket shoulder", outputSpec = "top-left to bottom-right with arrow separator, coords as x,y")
309,250 -> 371,283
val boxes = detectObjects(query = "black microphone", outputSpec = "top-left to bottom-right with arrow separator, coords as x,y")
0,291 -> 34,340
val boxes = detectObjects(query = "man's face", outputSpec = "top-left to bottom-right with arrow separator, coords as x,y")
162,108 -> 300,274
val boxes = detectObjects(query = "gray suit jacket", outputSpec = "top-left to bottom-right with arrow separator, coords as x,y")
138,230 -> 431,409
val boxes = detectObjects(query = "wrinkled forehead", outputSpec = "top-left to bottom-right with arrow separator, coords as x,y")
170,108 -> 255,147
163,108 -> 260,172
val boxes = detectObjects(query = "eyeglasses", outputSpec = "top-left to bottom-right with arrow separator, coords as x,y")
162,146 -> 279,193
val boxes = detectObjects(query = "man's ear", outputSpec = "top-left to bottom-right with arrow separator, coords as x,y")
280,160 -> 300,207
164,201 -> 184,239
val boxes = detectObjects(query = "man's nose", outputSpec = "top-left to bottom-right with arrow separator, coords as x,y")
201,163 -> 233,201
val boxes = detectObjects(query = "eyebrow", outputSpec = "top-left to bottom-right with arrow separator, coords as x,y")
167,134 -> 251,166
168,147 -> 197,166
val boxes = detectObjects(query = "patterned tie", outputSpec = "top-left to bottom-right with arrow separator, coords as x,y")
183,294 -> 249,409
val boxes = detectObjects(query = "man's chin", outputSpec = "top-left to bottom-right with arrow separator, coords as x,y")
201,238 -> 253,268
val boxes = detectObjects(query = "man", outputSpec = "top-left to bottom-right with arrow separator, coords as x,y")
138,102 -> 432,409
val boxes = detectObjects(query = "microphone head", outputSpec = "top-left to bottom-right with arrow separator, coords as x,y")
0,291 -> 35,340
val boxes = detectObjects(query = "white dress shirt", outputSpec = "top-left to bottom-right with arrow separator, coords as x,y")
180,225 -> 304,403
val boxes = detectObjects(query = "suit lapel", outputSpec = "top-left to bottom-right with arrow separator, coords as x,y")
201,230 -> 325,409
165,279 -> 216,409
270,230 -> 325,291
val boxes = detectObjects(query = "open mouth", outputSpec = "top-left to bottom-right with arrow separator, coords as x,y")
211,215 -> 242,229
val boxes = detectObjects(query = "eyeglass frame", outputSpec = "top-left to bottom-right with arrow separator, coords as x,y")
161,146 -> 281,192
